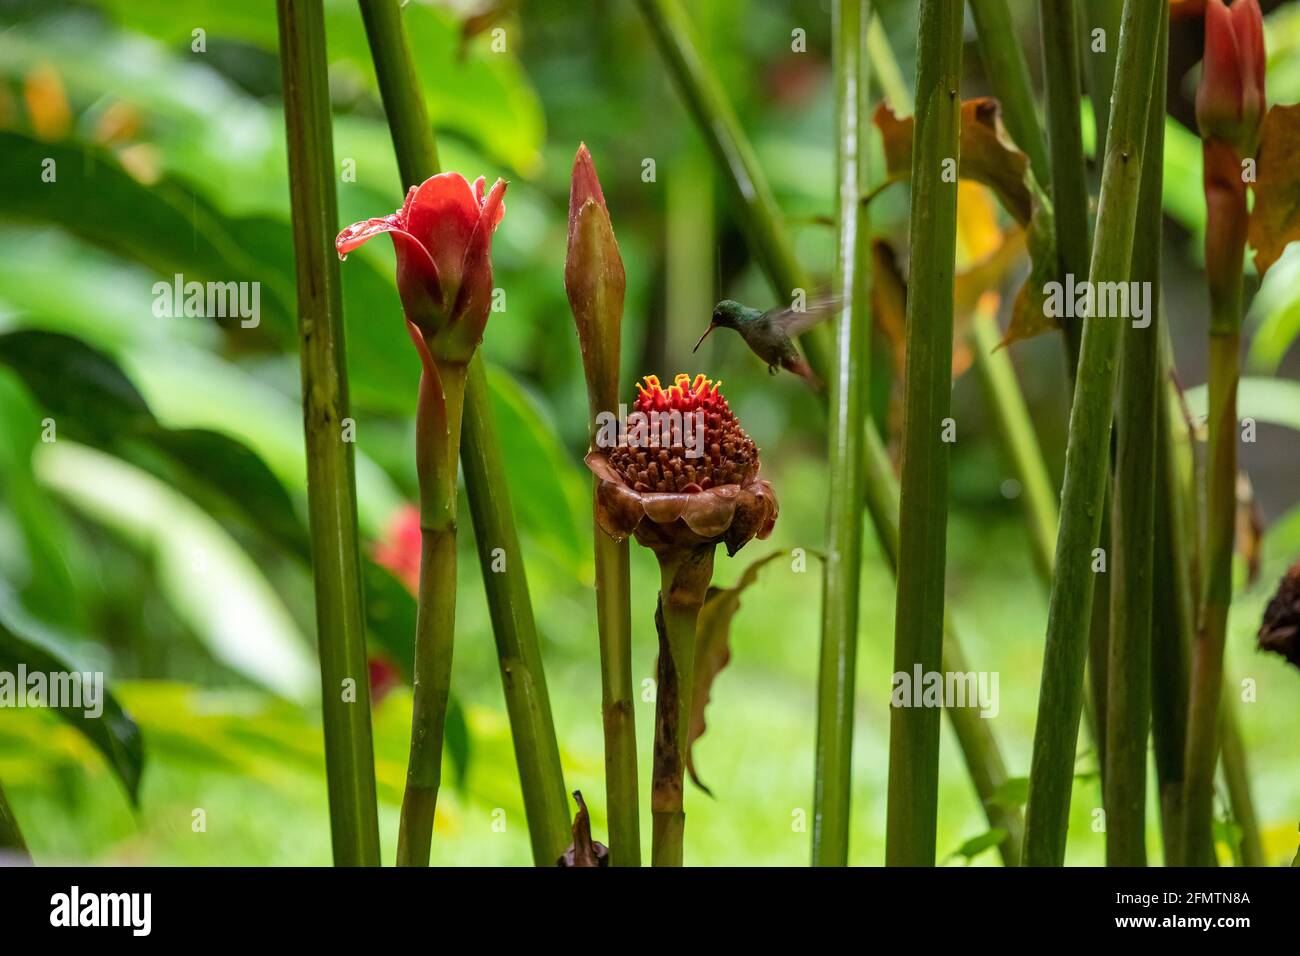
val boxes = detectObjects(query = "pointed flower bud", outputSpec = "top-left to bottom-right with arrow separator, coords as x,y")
1196,0 -> 1266,154
586,374 -> 778,557
336,172 -> 506,364
565,144 -> 625,418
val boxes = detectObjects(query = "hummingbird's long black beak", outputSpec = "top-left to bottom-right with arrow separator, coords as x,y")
692,322 -> 718,352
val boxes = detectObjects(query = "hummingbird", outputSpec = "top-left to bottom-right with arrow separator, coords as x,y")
693,298 -> 837,388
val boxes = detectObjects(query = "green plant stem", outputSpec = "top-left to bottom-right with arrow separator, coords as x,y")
1183,128 -> 1250,866
885,0 -> 963,868
276,0 -> 381,868
1083,0 -> 1123,164
1219,699 -> 1264,866
591,526 -> 638,865
1104,17 -> 1165,867
358,0 -> 570,865
0,779 -> 29,861
812,0 -> 870,870
650,546 -> 714,867
968,0 -> 1049,182
968,310 -> 1104,766
396,360 -> 467,866
1151,349 -> 1193,864
1039,0 -> 1090,367
1022,0 -> 1162,867
640,0 -> 1022,865
864,430 -> 1023,865
866,14 -> 910,111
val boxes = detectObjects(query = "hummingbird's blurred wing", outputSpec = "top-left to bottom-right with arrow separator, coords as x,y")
768,295 -> 843,338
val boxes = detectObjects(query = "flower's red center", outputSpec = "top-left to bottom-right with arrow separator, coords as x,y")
609,374 -> 759,493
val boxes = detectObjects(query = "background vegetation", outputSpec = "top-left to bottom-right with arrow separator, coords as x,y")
0,0 -> 1297,865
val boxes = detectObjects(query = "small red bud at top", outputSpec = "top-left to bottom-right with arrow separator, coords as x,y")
1196,0 -> 1266,154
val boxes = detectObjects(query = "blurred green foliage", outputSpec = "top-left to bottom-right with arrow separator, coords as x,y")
0,0 -> 1295,866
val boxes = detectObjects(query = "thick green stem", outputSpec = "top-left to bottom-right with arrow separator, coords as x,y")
650,546 -> 714,867
812,0 -> 870,869
639,0 -> 1021,865
1183,132 -> 1250,867
1022,0 -> 1162,867
592,525 -> 638,865
358,0 -> 570,865
1219,699 -> 1264,867
396,361 -> 466,866
1039,0 -> 1091,367
1083,0 -> 1124,165
885,0 -> 963,868
968,0 -> 1050,182
1104,19 -> 1165,866
276,0 -> 381,867
1151,345 -> 1193,865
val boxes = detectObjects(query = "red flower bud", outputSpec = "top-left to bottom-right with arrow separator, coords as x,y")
1196,0 -> 1266,154
336,172 -> 506,363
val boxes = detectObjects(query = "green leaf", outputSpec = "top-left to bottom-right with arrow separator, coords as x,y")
84,0 -> 545,174
0,590 -> 144,803
0,329 -> 419,682
984,775 -> 1029,811
36,441 -> 317,699
0,330 -> 305,557
946,827 -> 1010,865
1184,377 -> 1300,434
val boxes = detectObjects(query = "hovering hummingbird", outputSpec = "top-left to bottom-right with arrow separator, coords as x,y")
693,298 -> 837,387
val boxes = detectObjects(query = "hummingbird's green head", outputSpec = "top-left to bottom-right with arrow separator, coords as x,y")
693,299 -> 744,352
712,299 -> 746,328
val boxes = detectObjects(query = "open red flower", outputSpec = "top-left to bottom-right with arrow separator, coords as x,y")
1196,0 -> 1266,154
336,172 -> 506,363
586,374 -> 777,557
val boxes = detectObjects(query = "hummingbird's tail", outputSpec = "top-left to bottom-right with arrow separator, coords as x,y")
783,355 -> 823,390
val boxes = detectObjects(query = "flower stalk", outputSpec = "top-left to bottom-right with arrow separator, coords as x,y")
1104,9 -> 1166,867
812,0 -> 870,869
1022,0 -> 1164,867
356,0 -> 571,865
276,0 -> 381,867
885,0 -> 963,868
651,546 -> 712,867
564,144 -> 639,866
588,374 -> 778,866
1039,0 -> 1091,368
1183,0 -> 1265,868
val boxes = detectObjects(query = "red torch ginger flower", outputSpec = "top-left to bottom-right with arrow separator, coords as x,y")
586,374 -> 777,556
336,172 -> 506,363
1196,0 -> 1266,154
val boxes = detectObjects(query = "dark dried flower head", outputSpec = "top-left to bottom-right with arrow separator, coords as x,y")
1258,559 -> 1300,670
586,374 -> 776,557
